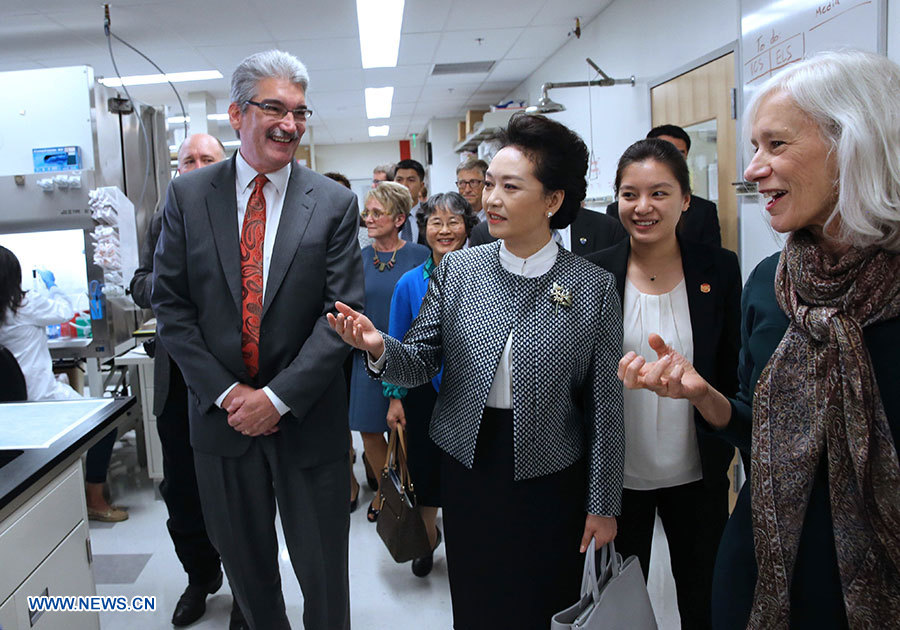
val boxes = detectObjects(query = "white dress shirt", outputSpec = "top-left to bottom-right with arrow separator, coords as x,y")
369,236 -> 559,412
552,226 -> 572,251
622,278 -> 702,489
215,150 -> 292,415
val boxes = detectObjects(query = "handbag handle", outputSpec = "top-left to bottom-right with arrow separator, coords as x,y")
581,539 -> 622,603
375,425 -> 414,510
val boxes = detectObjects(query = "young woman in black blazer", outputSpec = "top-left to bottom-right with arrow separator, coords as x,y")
328,113 -> 625,630
587,139 -> 741,629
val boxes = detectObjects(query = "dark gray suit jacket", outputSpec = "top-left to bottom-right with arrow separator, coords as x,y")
151,156 -> 365,462
606,194 -> 721,248
130,210 -> 173,416
468,207 -> 627,255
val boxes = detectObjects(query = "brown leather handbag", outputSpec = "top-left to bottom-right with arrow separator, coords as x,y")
375,425 -> 432,562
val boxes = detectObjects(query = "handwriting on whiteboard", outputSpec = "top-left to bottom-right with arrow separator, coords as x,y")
745,32 -> 805,84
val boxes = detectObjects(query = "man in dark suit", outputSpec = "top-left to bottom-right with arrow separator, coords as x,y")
468,205 -> 627,256
131,133 -> 236,627
394,158 -> 427,244
151,51 -> 364,630
606,124 -> 722,247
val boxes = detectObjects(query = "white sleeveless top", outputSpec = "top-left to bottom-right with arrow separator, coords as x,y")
622,278 -> 702,490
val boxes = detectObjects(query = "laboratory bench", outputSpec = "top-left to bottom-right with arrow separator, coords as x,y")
0,396 -> 135,630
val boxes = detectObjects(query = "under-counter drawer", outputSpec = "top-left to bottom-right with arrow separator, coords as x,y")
10,521 -> 97,630
0,462 -> 85,602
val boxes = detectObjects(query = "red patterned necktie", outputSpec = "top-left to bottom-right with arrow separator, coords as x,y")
240,174 -> 268,377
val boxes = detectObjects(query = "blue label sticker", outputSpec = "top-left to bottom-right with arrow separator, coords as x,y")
33,146 -> 82,173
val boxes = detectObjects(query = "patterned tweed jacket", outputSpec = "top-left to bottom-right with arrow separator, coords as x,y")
376,241 -> 625,516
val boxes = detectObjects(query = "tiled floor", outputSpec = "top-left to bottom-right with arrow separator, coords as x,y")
91,433 -> 680,629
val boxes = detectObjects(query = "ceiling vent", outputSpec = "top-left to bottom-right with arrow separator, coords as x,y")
431,61 -> 495,75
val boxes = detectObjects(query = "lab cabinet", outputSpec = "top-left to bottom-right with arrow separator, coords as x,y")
0,461 -> 98,630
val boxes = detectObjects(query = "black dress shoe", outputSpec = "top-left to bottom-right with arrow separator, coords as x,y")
171,570 -> 223,626
412,527 -> 442,577
229,599 -> 249,630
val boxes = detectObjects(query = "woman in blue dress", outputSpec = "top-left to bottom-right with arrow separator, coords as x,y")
349,182 -> 429,521
383,192 -> 478,576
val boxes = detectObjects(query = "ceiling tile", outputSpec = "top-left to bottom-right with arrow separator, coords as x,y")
529,0 -> 614,26
309,68 -> 365,92
506,25 -> 572,60
402,0 -> 451,34
487,57 -> 544,83
443,0 -> 543,30
398,32 -> 440,66
364,64 -> 431,88
255,0 -> 358,40
393,86 -> 422,103
433,28 -> 522,64
278,38 -> 361,71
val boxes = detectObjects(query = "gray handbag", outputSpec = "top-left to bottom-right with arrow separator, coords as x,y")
550,539 -> 658,630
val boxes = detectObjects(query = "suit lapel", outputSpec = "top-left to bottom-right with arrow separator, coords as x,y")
206,157 -> 242,315
680,238 -> 717,366
570,211 -> 592,256
261,165 -> 315,317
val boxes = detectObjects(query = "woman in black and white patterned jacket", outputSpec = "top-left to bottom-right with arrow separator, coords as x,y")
328,113 -> 625,630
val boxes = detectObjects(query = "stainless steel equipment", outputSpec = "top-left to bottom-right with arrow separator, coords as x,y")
0,65 -> 170,394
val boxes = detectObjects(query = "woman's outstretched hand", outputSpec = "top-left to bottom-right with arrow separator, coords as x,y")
618,333 -> 733,429
618,333 -> 708,402
327,301 -> 386,359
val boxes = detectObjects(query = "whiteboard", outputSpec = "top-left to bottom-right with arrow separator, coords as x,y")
737,0 -> 887,280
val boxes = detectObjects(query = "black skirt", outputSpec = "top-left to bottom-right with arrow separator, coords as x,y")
440,407 -> 587,630
401,382 -> 441,507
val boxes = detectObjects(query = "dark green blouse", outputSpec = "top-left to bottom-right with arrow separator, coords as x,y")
711,252 -> 900,629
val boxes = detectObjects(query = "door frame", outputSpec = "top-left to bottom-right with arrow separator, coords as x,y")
647,42 -> 742,256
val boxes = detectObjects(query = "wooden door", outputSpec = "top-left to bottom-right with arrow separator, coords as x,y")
651,53 -> 738,253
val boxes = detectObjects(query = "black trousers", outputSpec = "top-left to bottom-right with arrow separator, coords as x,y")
84,427 -> 117,483
615,480 -> 729,630
157,362 -> 221,584
194,436 -> 350,630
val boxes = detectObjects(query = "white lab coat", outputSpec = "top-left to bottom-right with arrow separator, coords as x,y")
0,288 -> 81,401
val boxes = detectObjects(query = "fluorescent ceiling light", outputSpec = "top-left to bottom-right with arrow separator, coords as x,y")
100,70 -> 222,87
368,125 -> 390,137
166,112 -> 231,125
365,87 -> 394,119
356,0 -> 404,69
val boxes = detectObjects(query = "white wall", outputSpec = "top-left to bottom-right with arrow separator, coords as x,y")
313,141 -> 401,180
426,118 -> 463,198
506,0 -> 739,201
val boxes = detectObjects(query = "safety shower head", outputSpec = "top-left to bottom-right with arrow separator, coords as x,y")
525,83 -> 566,114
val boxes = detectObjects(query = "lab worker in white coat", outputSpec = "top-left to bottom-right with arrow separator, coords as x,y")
0,245 -> 126,521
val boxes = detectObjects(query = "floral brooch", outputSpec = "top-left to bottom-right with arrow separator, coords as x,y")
550,282 -> 573,314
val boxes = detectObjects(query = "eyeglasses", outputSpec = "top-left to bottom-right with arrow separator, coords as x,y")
245,100 -> 313,121
360,209 -> 391,220
426,217 -> 465,230
456,178 -> 484,189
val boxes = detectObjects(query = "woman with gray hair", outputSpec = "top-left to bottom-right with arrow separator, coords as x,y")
618,50 -> 900,628
350,182 -> 429,521
382,192 -> 477,576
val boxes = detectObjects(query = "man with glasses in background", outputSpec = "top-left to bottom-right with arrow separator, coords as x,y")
455,158 -> 488,222
152,50 -> 364,630
372,163 -> 395,188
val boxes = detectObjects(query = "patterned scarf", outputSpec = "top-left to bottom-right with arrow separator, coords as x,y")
749,229 -> 900,628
